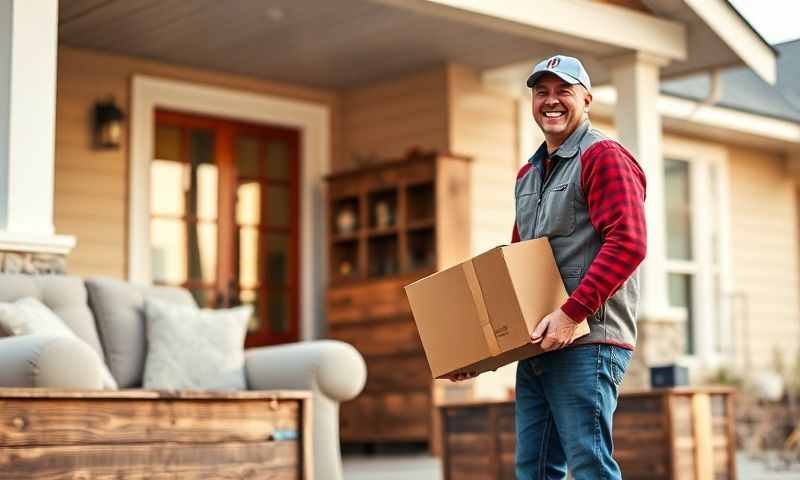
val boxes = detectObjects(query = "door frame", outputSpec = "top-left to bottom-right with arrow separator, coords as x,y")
129,75 -> 330,341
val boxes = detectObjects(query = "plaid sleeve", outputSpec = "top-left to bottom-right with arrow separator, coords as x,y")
560,140 -> 647,322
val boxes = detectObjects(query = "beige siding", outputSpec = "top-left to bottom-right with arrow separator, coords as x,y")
446,64 -> 518,256
728,146 -> 800,371
340,67 -> 449,168
55,47 -> 339,278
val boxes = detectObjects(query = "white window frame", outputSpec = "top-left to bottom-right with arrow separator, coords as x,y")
663,135 -> 733,369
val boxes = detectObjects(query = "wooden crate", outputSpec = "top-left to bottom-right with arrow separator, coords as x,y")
439,388 -> 736,480
0,388 -> 312,479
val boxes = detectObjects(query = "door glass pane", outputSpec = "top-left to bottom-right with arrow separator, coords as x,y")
151,218 -> 187,284
266,186 -> 289,227
266,234 -> 288,285
188,222 -> 217,283
236,182 -> 261,226
266,140 -> 290,180
665,159 -> 692,260
190,129 -> 214,165
236,136 -> 261,178
240,289 -> 260,332
151,160 -> 185,216
155,125 -> 181,161
196,164 -> 218,221
268,291 -> 289,334
668,272 -> 694,355
239,227 -> 260,289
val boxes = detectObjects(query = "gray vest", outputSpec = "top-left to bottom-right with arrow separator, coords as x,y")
514,121 -> 640,347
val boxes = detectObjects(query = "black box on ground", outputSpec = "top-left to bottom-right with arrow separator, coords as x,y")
650,364 -> 689,388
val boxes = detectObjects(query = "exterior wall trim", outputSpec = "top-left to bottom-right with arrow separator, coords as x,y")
129,75 -> 330,340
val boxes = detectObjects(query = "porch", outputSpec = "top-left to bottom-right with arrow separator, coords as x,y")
0,0 -> 787,479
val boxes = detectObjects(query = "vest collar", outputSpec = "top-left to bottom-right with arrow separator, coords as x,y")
530,120 -> 591,166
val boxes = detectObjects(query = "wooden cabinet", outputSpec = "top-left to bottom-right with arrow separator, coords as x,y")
439,388 -> 736,480
325,152 -> 471,445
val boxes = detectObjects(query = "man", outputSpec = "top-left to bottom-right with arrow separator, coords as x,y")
451,55 -> 647,479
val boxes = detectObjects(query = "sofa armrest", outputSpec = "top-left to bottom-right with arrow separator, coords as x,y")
0,335 -> 103,389
245,340 -> 366,401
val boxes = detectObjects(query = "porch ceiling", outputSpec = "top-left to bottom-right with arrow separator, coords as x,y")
57,0 -> 623,89
58,0 -> 773,91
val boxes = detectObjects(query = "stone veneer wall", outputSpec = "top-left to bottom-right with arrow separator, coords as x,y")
0,252 -> 66,274
622,319 -> 687,390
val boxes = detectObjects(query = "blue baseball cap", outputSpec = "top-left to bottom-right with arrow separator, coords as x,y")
526,55 -> 592,92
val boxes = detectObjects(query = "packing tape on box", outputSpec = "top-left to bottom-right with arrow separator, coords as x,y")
462,260 -> 501,357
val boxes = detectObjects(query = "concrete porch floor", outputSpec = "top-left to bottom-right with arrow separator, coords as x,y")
342,451 -> 800,480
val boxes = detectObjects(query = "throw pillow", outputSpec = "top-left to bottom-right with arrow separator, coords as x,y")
142,298 -> 252,390
0,297 -> 118,390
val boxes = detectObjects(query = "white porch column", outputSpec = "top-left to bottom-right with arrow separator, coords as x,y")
609,52 -> 671,320
609,52 -> 681,387
0,0 -> 74,255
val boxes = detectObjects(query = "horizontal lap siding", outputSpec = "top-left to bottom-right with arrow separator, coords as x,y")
728,146 -> 800,371
55,46 -> 339,278
340,67 -> 449,169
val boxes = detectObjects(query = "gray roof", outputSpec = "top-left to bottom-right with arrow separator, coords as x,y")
660,39 -> 800,123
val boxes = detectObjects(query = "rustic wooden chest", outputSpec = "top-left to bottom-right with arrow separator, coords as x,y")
0,388 -> 311,479
439,387 -> 736,480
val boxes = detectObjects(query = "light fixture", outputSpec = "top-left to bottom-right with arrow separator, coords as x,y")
93,97 -> 125,149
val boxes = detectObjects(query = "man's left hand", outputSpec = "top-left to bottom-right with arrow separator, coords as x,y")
531,308 -> 579,351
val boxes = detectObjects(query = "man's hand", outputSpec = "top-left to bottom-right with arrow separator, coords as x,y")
531,308 -> 578,351
445,371 -> 478,382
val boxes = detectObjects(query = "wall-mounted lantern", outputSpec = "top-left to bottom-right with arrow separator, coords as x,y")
93,97 -> 125,149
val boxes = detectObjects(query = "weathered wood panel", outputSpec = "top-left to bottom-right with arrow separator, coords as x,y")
0,442 -> 298,480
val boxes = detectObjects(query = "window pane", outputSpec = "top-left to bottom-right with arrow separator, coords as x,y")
188,222 -> 217,283
665,159 -> 692,260
240,289 -> 260,332
268,291 -> 289,334
194,164 -> 218,221
266,234 -> 288,285
709,165 -> 720,265
266,140 -> 290,180
237,136 -> 261,178
155,124 -> 181,162
236,182 -> 261,226
668,272 -> 694,355
266,186 -> 289,227
239,227 -> 260,289
189,129 -> 214,165
151,160 -> 185,216
150,218 -> 187,284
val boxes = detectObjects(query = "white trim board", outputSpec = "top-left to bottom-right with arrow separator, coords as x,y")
129,75 -> 330,341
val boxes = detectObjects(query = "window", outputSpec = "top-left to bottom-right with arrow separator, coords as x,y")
663,141 -> 731,364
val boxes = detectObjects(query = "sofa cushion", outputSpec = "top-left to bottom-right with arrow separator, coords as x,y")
143,298 -> 251,390
85,277 -> 197,388
0,274 -> 105,362
0,297 -> 118,389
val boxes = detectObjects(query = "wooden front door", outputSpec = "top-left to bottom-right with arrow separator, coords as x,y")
149,110 -> 300,347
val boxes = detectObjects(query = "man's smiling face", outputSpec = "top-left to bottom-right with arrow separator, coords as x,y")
532,73 -> 592,147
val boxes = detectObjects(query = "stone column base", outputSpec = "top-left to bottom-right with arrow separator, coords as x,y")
623,318 -> 686,391
0,251 -> 66,274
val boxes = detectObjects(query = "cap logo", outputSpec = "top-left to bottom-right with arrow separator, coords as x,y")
546,57 -> 561,70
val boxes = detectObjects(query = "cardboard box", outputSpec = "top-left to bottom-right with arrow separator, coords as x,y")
404,238 -> 590,379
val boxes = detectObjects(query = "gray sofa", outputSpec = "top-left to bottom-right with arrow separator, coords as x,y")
0,274 -> 366,480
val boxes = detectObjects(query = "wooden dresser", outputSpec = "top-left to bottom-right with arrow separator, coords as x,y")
439,387 -> 736,480
325,152 -> 471,446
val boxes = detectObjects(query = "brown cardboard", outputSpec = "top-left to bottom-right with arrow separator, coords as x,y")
404,238 -> 590,379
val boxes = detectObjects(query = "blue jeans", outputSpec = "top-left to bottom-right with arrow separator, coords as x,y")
515,344 -> 633,480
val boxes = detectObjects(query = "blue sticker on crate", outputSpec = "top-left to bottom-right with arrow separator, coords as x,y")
271,430 -> 298,441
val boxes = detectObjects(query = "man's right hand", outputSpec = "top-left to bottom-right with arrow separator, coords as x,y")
445,371 -> 478,382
